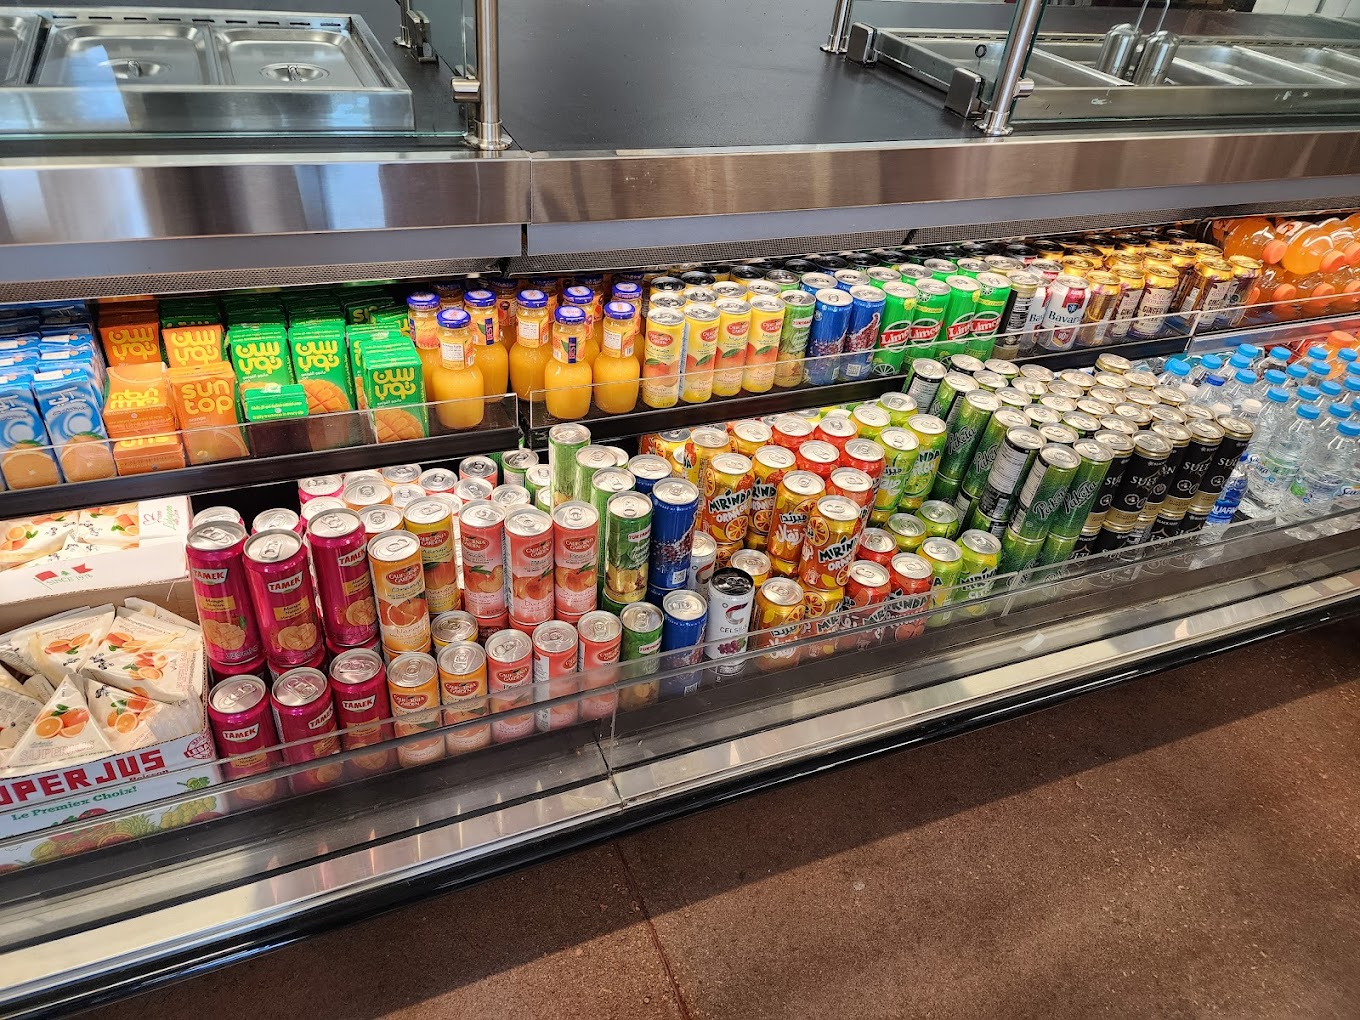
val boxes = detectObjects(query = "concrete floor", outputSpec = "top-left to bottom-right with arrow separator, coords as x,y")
81,621 -> 1360,1020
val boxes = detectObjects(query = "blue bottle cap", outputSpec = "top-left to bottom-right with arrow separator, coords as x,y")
464,289 -> 496,308
604,300 -> 636,321
1233,369 -> 1257,386
1265,369 -> 1288,386
1228,354 -> 1252,370
436,307 -> 470,329
517,289 -> 548,308
1349,362 -> 1360,376
1287,363 -> 1310,381
1339,420 -> 1360,437
1266,387 -> 1290,403
1298,385 -> 1322,402
1328,402 -> 1352,420
406,291 -> 440,311
1339,348 -> 1358,364
1299,404 -> 1322,420
1269,346 -> 1293,362
1166,360 -> 1190,377
1346,376 -> 1360,393
563,285 -> 593,305
1201,355 -> 1224,370
612,282 -> 643,300
1308,346 -> 1329,361
555,305 -> 587,326
1236,343 -> 1262,359
1311,360 -> 1333,380
1321,379 -> 1343,398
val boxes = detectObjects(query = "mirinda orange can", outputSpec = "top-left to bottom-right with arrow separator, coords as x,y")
367,531 -> 431,656
437,641 -> 490,754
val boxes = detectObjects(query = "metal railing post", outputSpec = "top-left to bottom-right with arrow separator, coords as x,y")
469,0 -> 509,150
822,0 -> 854,54
977,0 -> 1045,137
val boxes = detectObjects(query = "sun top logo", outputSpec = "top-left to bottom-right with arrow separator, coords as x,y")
337,546 -> 367,568
266,572 -> 304,595
222,723 -> 260,743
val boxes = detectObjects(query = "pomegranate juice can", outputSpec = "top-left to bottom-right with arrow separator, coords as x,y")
329,647 -> 395,774
271,668 -> 343,793
387,651 -> 444,767
532,620 -> 580,732
577,610 -> 622,720
243,528 -> 324,669
307,508 -> 380,650
553,501 -> 599,624
368,531 -> 431,656
459,500 -> 508,622
487,628 -> 536,743
506,506 -> 555,630
438,641 -> 491,754
208,675 -> 284,801
188,521 -> 266,670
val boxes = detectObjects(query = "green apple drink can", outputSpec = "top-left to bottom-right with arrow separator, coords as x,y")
871,282 -> 919,377
937,275 -> 979,361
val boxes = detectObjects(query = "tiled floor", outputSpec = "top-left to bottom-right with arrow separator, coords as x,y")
81,621 -> 1360,1020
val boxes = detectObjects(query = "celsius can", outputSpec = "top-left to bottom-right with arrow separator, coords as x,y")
307,508 -> 380,650
243,529 -> 324,668
188,522 -> 266,670
705,567 -> 756,676
487,628 -> 536,742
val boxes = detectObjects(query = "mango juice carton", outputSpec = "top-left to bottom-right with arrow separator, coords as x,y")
0,375 -> 60,490
112,433 -> 187,476
167,363 -> 248,466
98,302 -> 162,366
359,345 -> 428,443
289,326 -> 354,413
31,367 -> 115,483
241,383 -> 309,457
163,324 -> 225,370
228,326 -> 293,393
341,288 -> 390,325
159,297 -> 221,329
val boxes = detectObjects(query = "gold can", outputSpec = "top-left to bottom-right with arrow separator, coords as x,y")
1034,239 -> 1065,261
690,425 -> 733,488
1223,255 -> 1264,328
701,452 -> 755,545
1105,264 -> 1145,341
1175,257 -> 1235,317
1130,259 -> 1180,338
650,427 -> 692,469
797,494 -> 862,591
731,419 -> 773,458
1077,270 -> 1124,347
767,470 -> 826,565
1162,245 -> 1201,272
1060,255 -> 1101,277
752,576 -> 806,671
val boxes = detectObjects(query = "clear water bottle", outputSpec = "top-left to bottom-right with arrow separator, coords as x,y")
1320,379 -> 1344,404
1219,369 -> 1259,413
1247,387 -> 1292,455
1242,403 -> 1322,518
1307,345 -> 1330,363
1338,347 -> 1358,370
1227,353 -> 1253,374
1204,460 -> 1249,531
1264,368 -> 1288,388
1288,384 -> 1322,412
1190,354 -> 1223,385
1235,343 -> 1264,371
1284,362 -> 1310,389
1278,418 -> 1360,522
1266,346 -> 1293,374
1308,359 -> 1334,389
1156,358 -> 1189,387
1344,376 -> 1360,405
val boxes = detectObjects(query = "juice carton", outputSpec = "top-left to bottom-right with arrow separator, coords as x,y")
341,288 -> 391,325
289,326 -> 354,412
242,383 -> 310,457
112,433 -> 187,476
0,375 -> 60,490
228,326 -> 293,393
159,297 -> 222,329
359,345 -> 428,443
103,363 -> 179,440
163,324 -> 225,369
370,306 -> 409,331
39,343 -> 105,393
167,362 -> 248,465
98,303 -> 162,366
31,367 -> 115,482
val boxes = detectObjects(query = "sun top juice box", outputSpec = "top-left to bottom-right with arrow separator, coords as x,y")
0,374 -> 60,490
163,324 -> 225,370
32,367 -> 115,483
360,345 -> 428,443
112,433 -> 188,475
159,296 -> 221,329
289,326 -> 354,414
228,327 -> 293,393
341,288 -> 391,325
167,362 -> 248,465
103,363 -> 179,440
99,305 -> 162,366
241,382 -> 309,422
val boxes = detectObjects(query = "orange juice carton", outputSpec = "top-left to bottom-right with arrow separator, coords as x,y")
0,374 -> 60,491
27,605 -> 115,683
167,363 -> 248,466
5,675 -> 113,772
112,434 -> 187,476
82,607 -> 201,704
228,326 -> 293,393
360,345 -> 428,443
162,324 -> 225,370
32,368 -> 115,484
87,679 -> 160,752
103,362 -> 178,439
98,306 -> 162,366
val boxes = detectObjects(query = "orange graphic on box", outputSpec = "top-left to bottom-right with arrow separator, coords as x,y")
168,363 -> 249,465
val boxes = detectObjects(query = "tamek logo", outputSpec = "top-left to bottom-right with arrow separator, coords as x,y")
191,567 -> 228,586
337,547 -> 367,568
341,695 -> 377,715
266,572 -> 304,595
308,705 -> 335,731
222,724 -> 260,742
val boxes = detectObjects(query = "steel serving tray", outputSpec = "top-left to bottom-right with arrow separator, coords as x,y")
0,13 -> 43,87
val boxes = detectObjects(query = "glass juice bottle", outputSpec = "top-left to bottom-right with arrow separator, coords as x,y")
465,288 -> 509,396
544,306 -> 593,420
432,308 -> 485,429
510,289 -> 552,403
593,300 -> 641,414
407,291 -> 442,396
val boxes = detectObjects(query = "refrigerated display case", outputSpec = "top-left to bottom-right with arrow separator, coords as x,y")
6,0 -> 1360,1014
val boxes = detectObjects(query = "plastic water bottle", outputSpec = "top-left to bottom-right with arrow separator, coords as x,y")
1204,460 -> 1249,531
1156,358 -> 1191,388
1219,369 -> 1259,413
1246,387 -> 1292,453
1288,384 -> 1322,412
1284,362 -> 1310,389
1264,368 -> 1288,388
1308,359 -> 1334,388
1190,354 -> 1223,385
1266,346 -> 1293,374
1338,347 -> 1358,369
1227,353 -> 1253,374
1242,404 -> 1322,517
1308,345 -> 1330,363
1320,379 -> 1344,404
1235,343 -> 1264,371
1345,376 -> 1360,404
1278,418 -> 1360,521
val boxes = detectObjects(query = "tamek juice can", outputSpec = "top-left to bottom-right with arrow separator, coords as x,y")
271,668 -> 343,793
243,529 -> 324,669
188,522 -> 266,671
307,508 -> 380,650
208,675 -> 284,803
329,647 -> 395,774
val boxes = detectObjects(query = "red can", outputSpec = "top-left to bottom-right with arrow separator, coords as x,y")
268,646 -> 326,682
329,647 -> 395,774
771,414 -> 815,451
358,504 -> 405,536
459,500 -> 507,622
207,675 -> 284,803
827,467 -> 875,513
532,620 -> 580,732
243,529 -> 324,668
187,522 -> 265,670
271,668 -> 343,793
253,507 -> 305,536
506,506 -> 555,631
486,628 -> 535,743
576,610 -> 621,721
814,414 -> 858,454
842,438 -> 885,484
840,560 -> 891,651
857,527 -> 898,567
889,552 -> 934,641
795,440 -> 839,481
552,502 -> 599,624
480,613 -> 511,642
454,478 -> 493,505
209,653 -> 266,688
307,507 -> 380,649
324,633 -> 382,660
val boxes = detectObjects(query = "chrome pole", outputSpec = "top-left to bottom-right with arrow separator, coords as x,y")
470,0 -> 510,151
977,0 -> 1045,137
822,0 -> 854,54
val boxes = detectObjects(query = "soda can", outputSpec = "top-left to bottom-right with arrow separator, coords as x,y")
926,371 -> 978,421
751,577 -> 805,671
457,500 -> 507,622
997,526 -> 1046,576
731,419 -> 774,458
306,508 -> 380,650
1194,416 -> 1252,503
491,484 -> 532,513
432,609 -> 479,649
660,589 -> 708,697
548,422 -> 591,508
774,290 -> 817,389
380,462 -> 421,486
271,668 -> 343,792
799,271 -> 839,295
915,500 -> 961,540
857,527 -> 898,567
937,276 -> 979,360
502,506 -> 554,630
973,426 -> 1044,521
1045,438 -> 1113,539
249,508 -> 301,538
575,610 -> 623,720
297,476 -> 343,505
480,629 -> 533,742
605,491 -> 652,601
386,651 -> 443,766
796,440 -> 840,481
805,288 -> 853,385
300,498 -> 346,530
188,522 -> 266,670
1038,275 -> 1090,352
367,530 -> 432,656
1110,432 -> 1173,516
530,620 -> 580,731
705,567 -> 755,676
798,494 -> 861,590
923,257 -> 959,281
437,641 -> 490,754
908,279 -> 951,359
243,529 -> 324,668
729,548 -> 772,587
208,676 -> 284,798
840,285 -> 886,381
918,536 -> 964,622
1169,419 -> 1224,503
937,389 -> 1000,487
712,298 -> 752,397
871,427 -> 920,515
842,439 -> 885,485
832,268 -> 867,292
454,477 -> 493,506
459,455 -> 499,488
898,414 -> 948,511
850,405 -> 889,444
888,552 -> 933,641
679,303 -> 721,403
573,445 -> 617,504
801,584 -> 844,661
650,477 -> 701,591
641,306 -> 686,408
878,392 -> 918,429
748,446 -> 796,546
766,471 -> 826,567
342,478 -> 393,512
687,532 -> 718,592
815,414 -> 858,454
1038,531 -> 1080,566
771,413 -> 815,451
698,452 -> 754,546
872,282 -> 919,376
626,454 -> 672,497
399,497 -> 458,616
1090,430 -> 1135,525
840,560 -> 892,651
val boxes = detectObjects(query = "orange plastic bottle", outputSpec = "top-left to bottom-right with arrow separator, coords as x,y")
1224,217 -> 1290,266
1281,218 -> 1347,277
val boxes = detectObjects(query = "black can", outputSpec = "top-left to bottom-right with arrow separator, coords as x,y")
896,245 -> 930,265
1169,420 -> 1224,502
839,251 -> 881,269
680,270 -> 717,289
1110,432 -> 1172,516
1094,521 -> 1141,553
780,257 -> 818,276
1004,242 -> 1039,262
1070,528 -> 1101,560
1148,422 -> 1191,509
1178,508 -> 1210,535
810,254 -> 849,273
764,268 -> 800,289
1091,430 -> 1134,519
1148,512 -> 1186,542
729,265 -> 767,286
1194,415 -> 1253,501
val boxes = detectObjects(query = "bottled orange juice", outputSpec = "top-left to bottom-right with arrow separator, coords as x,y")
464,289 -> 509,396
1281,218 -> 1347,277
561,286 -> 600,366
593,301 -> 640,414
431,309 -> 485,429
510,289 -> 552,403
407,292 -> 442,396
611,281 -> 646,369
543,306 -> 593,420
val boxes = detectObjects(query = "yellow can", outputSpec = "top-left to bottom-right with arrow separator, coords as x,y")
402,497 -> 461,615
367,531 -> 431,656
641,307 -> 685,409
731,419 -> 773,458
711,298 -> 751,398
690,425 -> 733,488
437,641 -> 490,754
742,295 -> 786,394
680,303 -> 720,404
650,428 -> 692,471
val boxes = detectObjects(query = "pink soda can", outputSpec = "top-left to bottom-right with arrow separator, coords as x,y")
243,529 -> 325,667
330,647 -> 396,775
187,521 -> 266,669
307,508 -> 380,649
271,667 -> 344,793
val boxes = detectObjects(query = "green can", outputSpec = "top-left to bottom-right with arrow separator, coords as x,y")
998,527 -> 1046,574
872,426 -> 921,514
939,275 -> 979,360
602,587 -> 646,616
886,512 -> 927,552
774,290 -> 817,389
995,387 -> 1032,409
938,389 -> 1000,484
926,371 -> 978,420
898,263 -> 932,281
867,267 -> 903,289
574,445 -> 619,503
591,467 -> 637,576
959,406 -> 1029,501
548,422 -> 590,508
965,272 -> 1012,361
618,602 -> 663,711
965,502 -> 1009,539
909,280 -> 951,361
903,357 -> 947,410
1038,530 -> 1079,566
973,426 -> 1044,524
915,499 -> 961,539
972,370 -> 1007,392
850,404 -> 890,443
930,472 -> 964,503
1038,422 -> 1080,447
898,414 -> 948,511
983,358 -> 1022,381
604,491 -> 653,597
924,258 -> 959,282
1061,411 -> 1102,438
948,354 -> 986,376
919,536 -> 964,620
871,282 -> 919,377
1045,438 -> 1113,539
524,463 -> 551,506
535,486 -> 552,512
956,529 -> 1002,612
1006,444 -> 1081,542
877,391 -> 918,428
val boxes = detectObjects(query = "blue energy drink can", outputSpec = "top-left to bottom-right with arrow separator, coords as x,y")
648,477 -> 701,591
841,285 -> 886,382
799,272 -> 838,297
660,588 -> 708,698
805,288 -> 853,386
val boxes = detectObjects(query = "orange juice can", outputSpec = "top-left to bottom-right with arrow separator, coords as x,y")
459,500 -> 508,621
506,506 -> 555,629
343,478 -> 392,511
797,495 -> 862,590
387,651 -> 444,767
437,641 -> 491,754
403,497 -> 461,615
532,620 -> 580,732
752,577 -> 806,671
700,452 -> 754,546
765,470 -> 825,565
367,531 -> 431,656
